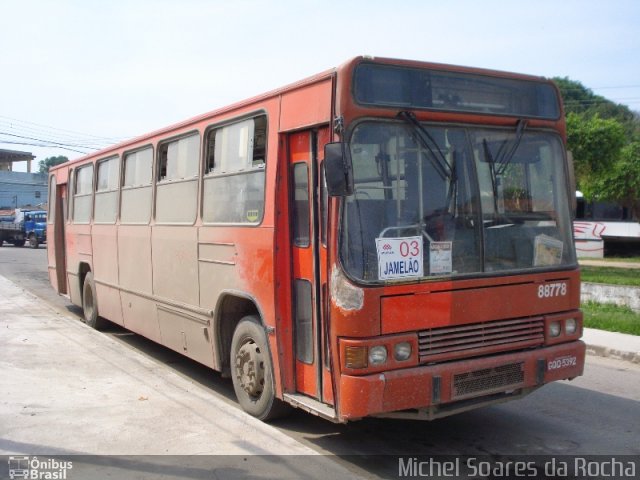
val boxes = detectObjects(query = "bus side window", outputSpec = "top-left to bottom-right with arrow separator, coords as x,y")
202,114 -> 267,224
155,134 -> 200,224
73,164 -> 94,224
121,147 -> 153,224
95,156 -> 119,224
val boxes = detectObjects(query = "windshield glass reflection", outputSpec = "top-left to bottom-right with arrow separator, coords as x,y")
340,121 -> 575,282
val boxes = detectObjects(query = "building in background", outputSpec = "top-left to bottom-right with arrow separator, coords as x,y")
0,148 -> 35,172
574,191 -> 640,258
0,149 -> 47,209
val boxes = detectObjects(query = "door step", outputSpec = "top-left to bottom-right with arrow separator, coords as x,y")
283,393 -> 340,423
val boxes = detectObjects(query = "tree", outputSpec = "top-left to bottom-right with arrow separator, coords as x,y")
554,77 -> 638,137
565,113 -> 626,196
593,141 -> 640,219
554,77 -> 640,219
38,156 -> 68,173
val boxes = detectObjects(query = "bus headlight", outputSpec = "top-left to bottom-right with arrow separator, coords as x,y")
394,342 -> 412,361
549,321 -> 561,337
368,346 -> 388,365
565,318 -> 577,335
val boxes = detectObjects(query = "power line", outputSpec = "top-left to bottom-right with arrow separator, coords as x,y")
0,116 -> 132,159
0,131 -> 100,150
0,115 -> 127,143
592,85 -> 640,90
0,123 -> 118,148
564,97 -> 640,105
554,83 -> 640,91
0,139 -> 90,155
0,123 -> 123,151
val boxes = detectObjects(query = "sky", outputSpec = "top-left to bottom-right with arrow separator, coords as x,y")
1,0 -> 639,172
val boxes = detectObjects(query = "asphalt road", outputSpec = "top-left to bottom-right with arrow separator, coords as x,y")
1,245 -> 639,478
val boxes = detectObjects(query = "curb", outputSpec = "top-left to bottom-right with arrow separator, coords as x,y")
581,328 -> 640,365
586,344 -> 640,364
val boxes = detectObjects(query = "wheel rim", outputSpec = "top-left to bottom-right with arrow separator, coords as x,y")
234,339 -> 265,399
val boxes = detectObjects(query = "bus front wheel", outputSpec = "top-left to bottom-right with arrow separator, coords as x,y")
230,316 -> 289,421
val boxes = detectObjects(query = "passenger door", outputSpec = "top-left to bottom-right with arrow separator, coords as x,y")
288,127 -> 333,404
47,175 -> 68,294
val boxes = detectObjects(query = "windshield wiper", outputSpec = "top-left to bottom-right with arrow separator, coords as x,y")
496,119 -> 527,175
481,119 -> 528,223
397,111 -> 452,180
483,138 -> 501,217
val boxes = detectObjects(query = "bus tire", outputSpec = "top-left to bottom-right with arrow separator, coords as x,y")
82,272 -> 106,330
230,316 -> 289,421
29,234 -> 39,249
13,240 -> 25,247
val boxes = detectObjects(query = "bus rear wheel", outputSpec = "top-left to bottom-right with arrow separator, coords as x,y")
230,316 -> 289,421
82,272 -> 106,330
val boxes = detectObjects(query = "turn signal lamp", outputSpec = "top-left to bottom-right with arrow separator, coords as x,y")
345,346 -> 368,369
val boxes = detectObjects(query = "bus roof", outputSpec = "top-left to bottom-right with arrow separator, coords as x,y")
50,56 -> 557,173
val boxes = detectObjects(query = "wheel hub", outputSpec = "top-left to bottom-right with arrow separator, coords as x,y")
235,340 -> 265,398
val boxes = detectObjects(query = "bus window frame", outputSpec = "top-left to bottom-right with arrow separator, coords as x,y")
154,130 -> 201,226
201,111 -> 268,227
71,163 -> 95,224
120,144 -> 155,226
94,155 -> 121,225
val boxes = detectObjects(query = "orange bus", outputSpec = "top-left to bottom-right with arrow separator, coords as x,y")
47,56 -> 585,422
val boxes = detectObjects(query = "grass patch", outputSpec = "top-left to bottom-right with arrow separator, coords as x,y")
580,266 -> 640,287
582,301 -> 640,335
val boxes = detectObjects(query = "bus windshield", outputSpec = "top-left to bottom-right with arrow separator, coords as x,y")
340,120 -> 575,282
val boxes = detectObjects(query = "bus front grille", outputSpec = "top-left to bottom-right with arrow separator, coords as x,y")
452,362 -> 525,399
417,317 -> 544,363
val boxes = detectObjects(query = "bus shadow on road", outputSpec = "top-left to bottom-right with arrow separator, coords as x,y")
91,316 -> 239,406
272,380 -> 640,478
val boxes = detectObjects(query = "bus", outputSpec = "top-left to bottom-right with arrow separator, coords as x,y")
47,56 -> 585,422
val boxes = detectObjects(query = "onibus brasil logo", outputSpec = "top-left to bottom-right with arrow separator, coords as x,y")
8,456 -> 72,479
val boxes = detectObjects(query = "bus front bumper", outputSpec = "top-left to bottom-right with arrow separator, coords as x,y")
338,340 -> 585,420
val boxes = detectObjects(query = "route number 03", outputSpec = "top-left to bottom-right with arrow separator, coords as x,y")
399,240 -> 420,257
537,282 -> 567,298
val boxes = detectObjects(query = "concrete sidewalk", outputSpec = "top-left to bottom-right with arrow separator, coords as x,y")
0,275 -> 317,456
0,274 -> 362,479
582,327 -> 640,364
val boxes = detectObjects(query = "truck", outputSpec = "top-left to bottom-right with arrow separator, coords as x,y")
0,209 -> 47,248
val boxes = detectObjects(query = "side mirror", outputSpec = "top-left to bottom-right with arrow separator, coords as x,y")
324,142 -> 354,197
